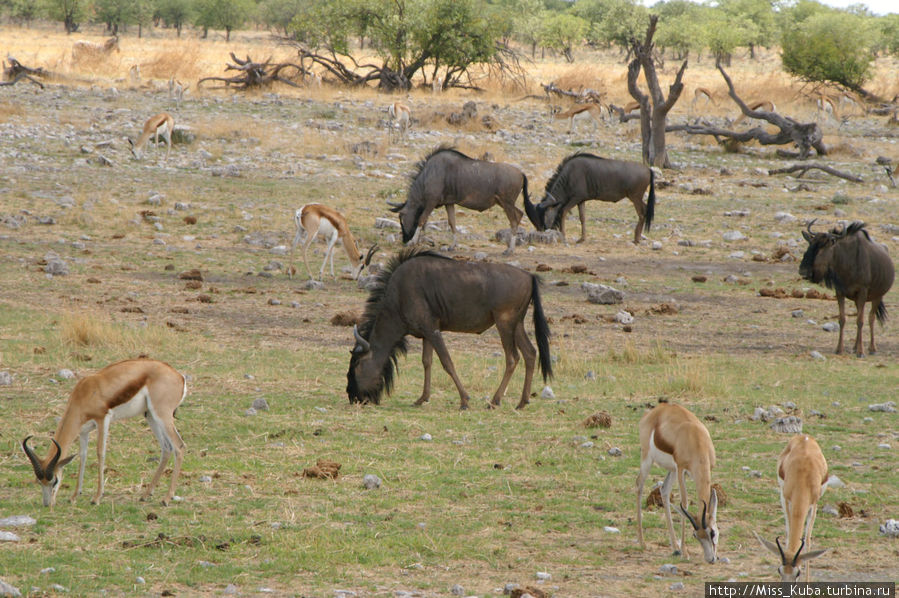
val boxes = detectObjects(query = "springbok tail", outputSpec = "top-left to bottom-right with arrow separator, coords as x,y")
645,169 -> 656,231
876,301 -> 888,325
522,174 -> 542,230
531,275 -> 553,381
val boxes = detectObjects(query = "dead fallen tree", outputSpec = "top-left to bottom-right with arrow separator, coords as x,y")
768,163 -> 862,183
541,82 -> 605,105
2,56 -> 49,88
667,62 -> 827,160
198,53 -> 307,90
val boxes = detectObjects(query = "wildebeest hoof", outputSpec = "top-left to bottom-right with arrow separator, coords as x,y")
575,238 -> 586,244
413,397 -> 429,406
673,549 -> 682,556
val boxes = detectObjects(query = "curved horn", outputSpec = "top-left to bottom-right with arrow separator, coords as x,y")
47,438 -> 63,473
353,325 -> 370,353
806,218 -> 817,235
386,201 -> 405,213
22,435 -> 44,478
792,538 -> 806,567
775,536 -> 787,563
364,245 -> 379,266
679,504 -> 700,530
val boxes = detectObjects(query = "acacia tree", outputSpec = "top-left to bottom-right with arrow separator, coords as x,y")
157,0 -> 194,37
626,15 -> 688,168
195,0 -> 252,41
539,13 -> 588,62
41,0 -> 91,33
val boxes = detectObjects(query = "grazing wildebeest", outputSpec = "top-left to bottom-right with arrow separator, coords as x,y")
387,146 -> 532,254
800,220 -> 894,356
346,248 -> 552,410
525,153 -> 655,245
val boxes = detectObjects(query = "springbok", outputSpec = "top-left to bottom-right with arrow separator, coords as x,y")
550,104 -> 604,134
22,359 -> 187,507
347,247 -> 552,410
129,113 -> 174,161
816,94 -> 837,121
732,100 -> 776,125
800,220 -> 894,356
691,87 -> 716,113
636,400 -> 719,563
755,434 -> 830,581
290,203 -> 378,281
387,102 -> 411,142
168,76 -> 188,107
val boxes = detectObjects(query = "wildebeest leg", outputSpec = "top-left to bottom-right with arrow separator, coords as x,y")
575,203 -> 587,244
869,298 -> 881,354
425,330 -> 470,410
489,318 -> 520,408
853,291 -> 868,357
631,195 -> 646,244
414,340 -> 433,406
835,295 -> 846,354
445,204 -> 457,249
513,322 -> 537,410
501,202 -> 524,255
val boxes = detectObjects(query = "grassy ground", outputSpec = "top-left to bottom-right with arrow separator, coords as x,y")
0,24 -> 897,598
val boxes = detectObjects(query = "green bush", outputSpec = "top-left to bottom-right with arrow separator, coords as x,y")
781,11 -> 876,89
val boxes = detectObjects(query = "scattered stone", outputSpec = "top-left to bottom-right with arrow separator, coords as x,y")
770,416 -> 802,434
651,241 -> 663,250
585,370 -> 596,381
615,311 -> 634,325
0,516 -> 35,528
582,282 -> 624,304
670,582 -> 685,591
268,298 -> 281,306
822,505 -> 839,516
604,526 -> 620,533
0,531 -> 20,542
774,211 -> 796,222
302,280 -> 324,291
363,474 -> 381,490
0,371 -> 11,386
607,447 -> 623,457
723,231 -> 746,241
45,258 -> 69,276
792,309 -> 804,318
374,217 -> 401,230
224,584 -> 239,595
869,401 -> 896,413
244,407 -> 257,417
810,351 -> 826,361
659,564 -> 678,575
451,584 -> 465,596
251,397 -> 269,411
879,519 -> 899,537
302,459 -> 341,479
822,322 -> 839,332
136,577 -> 145,584
420,433 -> 433,442
0,580 -> 21,598
878,443 -> 891,450
540,386 -> 554,399
199,475 -> 212,483
583,412 -> 612,428
535,572 -> 551,581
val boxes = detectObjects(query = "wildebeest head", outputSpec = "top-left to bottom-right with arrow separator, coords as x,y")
678,490 -> 720,564
800,219 -> 854,289
22,436 -> 75,507
387,200 -> 423,244
346,324 -> 382,404
536,191 -> 565,231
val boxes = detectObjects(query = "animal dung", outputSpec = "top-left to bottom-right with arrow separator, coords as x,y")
583,411 -> 612,429
646,486 -> 664,508
536,263 -> 553,272
184,280 -> 203,290
511,587 -> 546,598
302,459 -> 341,480
566,264 -> 588,274
183,215 -> 197,225
691,275 -> 708,283
330,311 -> 360,327
178,269 -> 203,281
711,483 -> 727,507
838,502 -> 854,518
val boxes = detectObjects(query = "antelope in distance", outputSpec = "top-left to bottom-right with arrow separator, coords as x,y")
549,103 -> 604,134
800,220 -> 894,356
691,87 -> 716,114
755,434 -> 830,581
72,36 -> 119,63
636,400 -> 719,563
388,146 -> 533,254
346,248 -> 552,410
291,204 -> 378,281
387,102 -> 411,142
527,152 -> 655,245
22,359 -> 187,507
732,100 -> 776,126
168,76 -> 189,107
129,112 -> 174,161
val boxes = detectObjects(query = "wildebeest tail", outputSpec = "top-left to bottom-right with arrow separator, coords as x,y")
531,275 -> 553,381
522,174 -> 543,231
876,301 -> 888,325
645,169 -> 655,232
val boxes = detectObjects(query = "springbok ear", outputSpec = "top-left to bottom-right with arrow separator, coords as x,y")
708,489 -> 718,519
58,454 -> 76,468
797,548 -> 828,563
754,532 -> 782,557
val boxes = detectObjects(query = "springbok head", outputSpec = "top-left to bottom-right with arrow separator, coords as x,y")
677,489 -> 719,563
755,535 -> 828,581
22,436 -> 75,507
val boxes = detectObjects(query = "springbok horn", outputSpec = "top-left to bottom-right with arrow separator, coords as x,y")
353,325 -> 370,352
22,435 -> 44,478
792,538 -> 806,567
680,504 -> 700,530
364,245 -> 379,266
46,439 -> 63,474
775,536 -> 788,563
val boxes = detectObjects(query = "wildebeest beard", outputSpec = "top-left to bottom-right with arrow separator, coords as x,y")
346,335 -> 407,404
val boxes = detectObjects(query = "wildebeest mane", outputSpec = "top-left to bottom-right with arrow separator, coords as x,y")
348,247 -> 452,403
543,152 -> 607,197
407,144 -> 473,186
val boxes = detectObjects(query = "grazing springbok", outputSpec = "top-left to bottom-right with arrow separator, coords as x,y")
550,103 -> 604,134
691,87 -> 716,113
732,100 -> 776,125
527,152 -> 655,245
22,359 -> 187,507
755,434 -> 830,581
800,220 -> 894,356
129,113 -> 174,161
387,146 -> 533,254
346,248 -> 552,410
290,203 -> 378,281
387,102 -> 411,142
636,400 -> 719,563
72,36 -> 120,62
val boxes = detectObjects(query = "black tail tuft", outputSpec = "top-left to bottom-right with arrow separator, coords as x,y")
876,301 -> 888,326
645,169 -> 655,232
531,275 -> 553,381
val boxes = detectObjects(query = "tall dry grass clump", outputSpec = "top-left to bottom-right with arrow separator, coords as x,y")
60,311 -> 178,355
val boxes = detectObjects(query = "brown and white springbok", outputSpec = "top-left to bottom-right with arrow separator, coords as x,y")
691,87 -> 716,113
732,100 -> 776,125
129,112 -> 174,161
636,401 -> 719,563
22,358 -> 187,507
387,102 -> 411,142
550,103 -> 604,134
755,434 -> 830,581
290,203 -> 378,281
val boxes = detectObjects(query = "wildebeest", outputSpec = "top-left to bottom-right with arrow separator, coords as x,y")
525,153 -> 655,245
800,220 -> 894,356
346,248 -> 552,410
387,146 -> 532,254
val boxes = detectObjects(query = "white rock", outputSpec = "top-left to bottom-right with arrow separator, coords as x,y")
869,401 -> 896,413
136,577 -> 145,584
420,433 -> 432,442
363,474 -> 381,489
878,443 -> 891,450
582,282 -> 624,304
0,516 -> 35,528
0,579 -> 21,597
58,369 -> 75,379
0,371 -> 10,386
651,241 -> 663,250
603,526 -> 620,533
0,532 -> 20,542
615,311 -> 634,325
659,564 -> 678,575
822,505 -> 839,516
535,572 -> 551,581
822,322 -> 839,332
608,447 -> 623,457
670,582 -> 685,591
722,231 -> 745,241
541,386 -> 555,399
774,211 -> 796,222
879,519 -> 899,537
